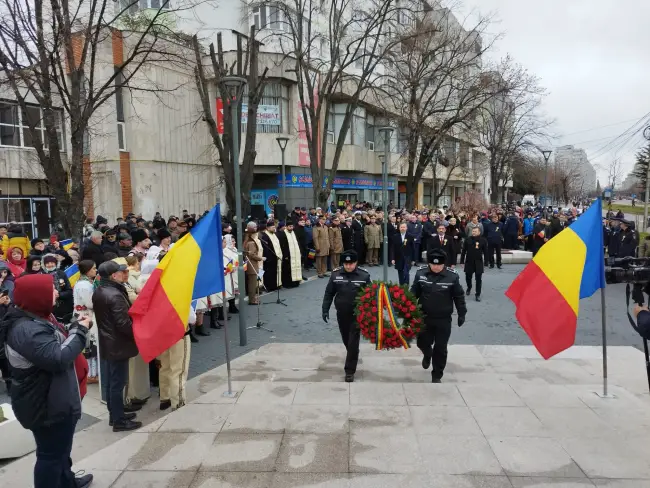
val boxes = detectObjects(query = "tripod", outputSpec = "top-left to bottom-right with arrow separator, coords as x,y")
247,266 -> 273,333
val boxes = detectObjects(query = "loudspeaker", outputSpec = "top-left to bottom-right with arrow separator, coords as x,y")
250,204 -> 266,220
274,203 -> 287,220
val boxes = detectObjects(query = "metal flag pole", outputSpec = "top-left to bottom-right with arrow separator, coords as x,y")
600,286 -> 608,397
222,274 -> 235,397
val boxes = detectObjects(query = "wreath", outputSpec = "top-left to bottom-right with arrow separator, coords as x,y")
355,281 -> 424,350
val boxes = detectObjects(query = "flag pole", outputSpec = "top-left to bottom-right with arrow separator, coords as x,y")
221,274 -> 236,397
600,286 -> 608,397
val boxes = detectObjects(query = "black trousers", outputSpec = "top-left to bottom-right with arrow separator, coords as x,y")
488,243 -> 502,267
417,318 -> 452,380
0,355 -> 11,392
396,261 -> 411,285
105,359 -> 129,422
465,271 -> 483,296
31,415 -> 77,488
504,234 -> 518,250
337,313 -> 361,375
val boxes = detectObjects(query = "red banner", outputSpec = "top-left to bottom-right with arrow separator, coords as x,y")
216,98 -> 224,135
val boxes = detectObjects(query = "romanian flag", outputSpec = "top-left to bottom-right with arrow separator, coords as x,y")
505,199 -> 605,359
65,263 -> 80,287
60,239 -> 74,251
130,205 -> 225,362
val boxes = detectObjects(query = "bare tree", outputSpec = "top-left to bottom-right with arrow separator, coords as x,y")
262,0 -> 405,207
0,0 -> 206,235
192,29 -> 268,222
606,157 -> 625,193
472,60 -> 552,203
378,6 -> 509,208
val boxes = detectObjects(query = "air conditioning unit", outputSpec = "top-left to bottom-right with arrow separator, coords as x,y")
367,141 -> 375,151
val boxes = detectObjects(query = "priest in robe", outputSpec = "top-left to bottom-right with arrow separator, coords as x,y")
260,219 -> 283,292
277,221 -> 302,288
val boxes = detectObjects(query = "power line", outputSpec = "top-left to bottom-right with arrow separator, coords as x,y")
556,115 -> 650,138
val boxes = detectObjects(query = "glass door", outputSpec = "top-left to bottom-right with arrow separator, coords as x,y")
32,198 -> 52,239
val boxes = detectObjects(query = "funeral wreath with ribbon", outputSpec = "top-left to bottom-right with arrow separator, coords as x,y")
354,281 -> 424,350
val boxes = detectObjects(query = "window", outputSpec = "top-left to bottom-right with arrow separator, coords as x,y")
0,100 -> 65,151
115,69 -> 125,122
396,0 -> 414,26
352,107 -> 366,147
333,104 -> 351,145
252,3 -> 285,31
117,122 -> 127,151
241,83 -> 290,134
326,112 -> 335,143
121,0 -> 170,12
366,114 -> 374,150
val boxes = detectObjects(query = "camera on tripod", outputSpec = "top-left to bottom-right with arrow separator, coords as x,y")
604,257 -> 650,285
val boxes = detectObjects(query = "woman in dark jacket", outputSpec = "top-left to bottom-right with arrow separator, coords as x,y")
42,254 -> 74,323
1,274 -> 93,488
446,217 -> 465,265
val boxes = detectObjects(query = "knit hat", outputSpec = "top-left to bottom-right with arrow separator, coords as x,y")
31,238 -> 42,247
157,228 -> 172,240
131,229 -> 148,245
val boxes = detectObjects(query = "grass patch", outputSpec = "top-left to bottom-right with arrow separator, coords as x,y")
605,204 -> 647,215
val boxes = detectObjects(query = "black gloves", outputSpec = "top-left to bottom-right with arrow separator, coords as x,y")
458,316 -> 466,327
322,311 -> 329,323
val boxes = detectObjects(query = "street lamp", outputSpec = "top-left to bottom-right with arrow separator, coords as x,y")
222,75 -> 247,346
539,148 -> 552,214
378,126 -> 394,283
276,137 -> 289,205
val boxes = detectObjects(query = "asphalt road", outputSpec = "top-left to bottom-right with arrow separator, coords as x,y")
0,262 -> 644,403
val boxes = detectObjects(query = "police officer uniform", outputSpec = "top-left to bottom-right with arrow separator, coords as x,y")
618,220 -> 638,258
322,250 -> 371,382
410,249 -> 467,382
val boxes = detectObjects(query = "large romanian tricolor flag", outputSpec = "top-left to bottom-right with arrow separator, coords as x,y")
505,199 -> 605,359
130,205 -> 225,362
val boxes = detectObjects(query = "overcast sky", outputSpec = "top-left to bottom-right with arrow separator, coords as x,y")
462,0 -> 650,184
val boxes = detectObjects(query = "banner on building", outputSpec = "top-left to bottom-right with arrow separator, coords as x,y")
241,104 -> 280,126
251,189 -> 279,216
278,174 -> 394,190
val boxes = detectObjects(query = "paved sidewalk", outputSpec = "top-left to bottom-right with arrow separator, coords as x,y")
2,342 -> 649,487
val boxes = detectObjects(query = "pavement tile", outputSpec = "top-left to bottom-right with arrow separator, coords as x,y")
199,433 -> 283,472
293,382 -> 350,405
402,383 -> 466,406
592,480 -> 650,487
190,472 -> 273,488
457,384 -> 525,407
286,405 -> 350,434
349,473 -> 513,487
348,406 -> 412,434
73,432 -> 151,471
509,384 -> 589,409
418,434 -> 503,475
236,382 -> 298,405
410,406 -> 482,436
276,434 -> 349,473
509,478 -> 595,487
532,407 -> 617,438
487,437 -> 585,478
573,385 -> 650,410
79,470 -> 123,488
125,432 -> 217,471
191,383 -> 244,404
271,473 -> 350,488
111,470 -> 197,487
350,431 -> 423,473
349,383 -> 407,405
591,406 -> 650,434
157,404 -> 234,433
221,405 -> 290,434
559,436 -> 650,479
471,407 -> 549,437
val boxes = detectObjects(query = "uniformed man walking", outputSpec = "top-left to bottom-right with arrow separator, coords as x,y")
460,226 -> 489,302
322,250 -> 371,382
411,249 -> 467,383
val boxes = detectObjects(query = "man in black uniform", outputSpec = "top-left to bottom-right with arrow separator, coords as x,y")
618,219 -> 638,258
411,249 -> 467,383
460,226 -> 489,302
322,249 -> 371,382
483,214 -> 504,268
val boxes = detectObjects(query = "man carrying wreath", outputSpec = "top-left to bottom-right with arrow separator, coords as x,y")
411,249 -> 467,383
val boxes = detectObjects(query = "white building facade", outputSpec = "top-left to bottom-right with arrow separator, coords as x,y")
554,145 -> 597,199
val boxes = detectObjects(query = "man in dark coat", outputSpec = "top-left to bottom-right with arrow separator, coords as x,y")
427,222 -> 456,267
532,217 -> 549,256
351,212 -> 365,264
92,260 -> 141,432
341,217 -> 355,251
502,212 -> 520,250
387,214 -> 399,264
460,226 -> 489,301
294,219 -> 308,267
618,220 -> 638,258
483,215 -> 504,269
81,231 -> 106,267
259,221 -> 282,292
391,222 -> 415,285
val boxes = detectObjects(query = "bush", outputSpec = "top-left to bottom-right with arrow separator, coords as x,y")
450,190 -> 489,217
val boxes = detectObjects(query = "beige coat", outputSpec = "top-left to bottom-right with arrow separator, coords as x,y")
328,226 -> 343,254
244,235 -> 263,276
364,223 -> 382,249
313,224 -> 330,257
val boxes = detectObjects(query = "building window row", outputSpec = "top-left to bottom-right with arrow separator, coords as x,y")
0,101 -> 65,151
241,83 -> 290,134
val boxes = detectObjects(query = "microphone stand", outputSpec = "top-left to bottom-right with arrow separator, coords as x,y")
245,256 -> 273,333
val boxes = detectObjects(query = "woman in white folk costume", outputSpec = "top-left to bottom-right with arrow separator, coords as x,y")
73,260 -> 99,383
204,235 -> 239,328
276,221 -> 302,288
260,220 -> 283,292
114,255 -> 150,405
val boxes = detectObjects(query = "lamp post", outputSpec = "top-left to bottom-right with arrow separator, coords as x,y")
223,75 -> 248,346
378,126 -> 394,283
539,148 -> 552,215
276,137 -> 289,205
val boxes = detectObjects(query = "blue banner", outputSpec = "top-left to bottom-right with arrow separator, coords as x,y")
278,173 -> 394,190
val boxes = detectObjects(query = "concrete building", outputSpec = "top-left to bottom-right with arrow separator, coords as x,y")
554,145 -> 597,199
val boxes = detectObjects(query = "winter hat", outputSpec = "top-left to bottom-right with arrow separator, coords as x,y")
31,238 -> 43,247
157,228 -> 172,240
131,229 -> 148,245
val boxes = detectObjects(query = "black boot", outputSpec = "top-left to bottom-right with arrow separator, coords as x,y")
196,325 -> 210,336
475,295 -> 481,302
228,299 -> 239,314
465,288 -> 471,296
217,307 -> 226,321
189,329 -> 199,343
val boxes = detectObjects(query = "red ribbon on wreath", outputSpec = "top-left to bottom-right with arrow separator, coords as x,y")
355,281 -> 424,350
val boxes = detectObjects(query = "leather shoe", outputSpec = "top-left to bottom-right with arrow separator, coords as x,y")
109,412 -> 136,426
129,397 -> 147,407
160,400 -> 172,411
422,353 -> 431,370
431,377 -> 442,384
465,288 -> 471,296
123,403 -> 142,413
344,374 -> 354,383
74,472 -> 93,488
112,419 -> 142,432
196,327 -> 210,336
475,295 -> 481,302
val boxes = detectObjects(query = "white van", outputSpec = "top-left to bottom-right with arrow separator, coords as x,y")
522,194 -> 536,206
